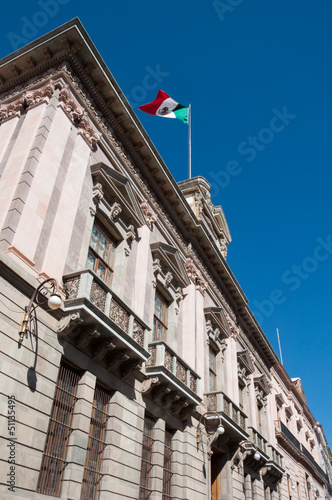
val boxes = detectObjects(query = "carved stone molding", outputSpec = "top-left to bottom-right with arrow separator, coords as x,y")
109,201 -> 122,221
107,349 -> 130,371
120,359 -> 142,380
0,80 -> 56,123
184,258 -> 207,295
192,191 -> 203,219
90,182 -> 104,216
142,376 -> 160,395
140,199 -> 158,229
92,339 -> 116,362
57,312 -> 84,337
76,326 -> 101,349
58,83 -> 100,148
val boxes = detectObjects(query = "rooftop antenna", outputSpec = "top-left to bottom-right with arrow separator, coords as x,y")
276,328 -> 283,365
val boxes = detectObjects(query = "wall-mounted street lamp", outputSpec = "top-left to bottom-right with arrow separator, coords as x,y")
18,278 -> 62,345
196,411 -> 225,448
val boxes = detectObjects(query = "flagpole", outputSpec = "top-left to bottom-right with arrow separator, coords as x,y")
188,103 -> 192,179
276,328 -> 283,365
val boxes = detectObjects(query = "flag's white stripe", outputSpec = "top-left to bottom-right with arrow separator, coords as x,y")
156,97 -> 178,117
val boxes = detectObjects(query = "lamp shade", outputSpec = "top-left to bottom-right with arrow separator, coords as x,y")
48,294 -> 62,310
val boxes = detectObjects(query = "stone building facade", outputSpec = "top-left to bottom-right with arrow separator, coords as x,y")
0,19 -> 331,500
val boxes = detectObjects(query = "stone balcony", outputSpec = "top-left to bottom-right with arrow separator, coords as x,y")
60,269 -> 150,379
143,341 -> 201,420
248,426 -> 269,457
204,391 -> 248,441
275,420 -> 327,485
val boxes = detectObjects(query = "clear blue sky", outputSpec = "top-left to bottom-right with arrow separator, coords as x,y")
1,1 -> 331,445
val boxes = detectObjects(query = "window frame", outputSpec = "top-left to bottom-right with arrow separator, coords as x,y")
209,346 -> 218,392
80,384 -> 110,500
153,291 -> 169,342
162,428 -> 173,500
139,415 -> 155,500
87,222 -> 117,286
36,361 -> 81,497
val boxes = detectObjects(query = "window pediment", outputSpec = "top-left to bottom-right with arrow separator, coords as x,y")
291,377 -> 307,403
254,374 -> 271,397
285,405 -> 293,417
151,242 -> 190,289
237,349 -> 255,376
90,162 -> 145,227
204,307 -> 231,340
275,392 -> 286,406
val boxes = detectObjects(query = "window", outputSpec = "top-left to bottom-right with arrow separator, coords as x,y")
257,401 -> 263,434
153,292 -> 168,341
81,384 -> 110,500
37,361 -> 81,496
162,428 -> 173,500
87,223 -> 117,286
239,380 -> 245,410
139,415 -> 155,499
209,346 -> 217,391
276,404 -> 281,422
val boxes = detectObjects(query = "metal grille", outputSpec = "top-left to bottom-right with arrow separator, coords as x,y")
133,321 -> 145,347
139,415 -> 154,500
147,346 -> 156,367
162,428 -> 173,500
164,348 -> 173,371
63,276 -> 80,299
81,384 -> 110,500
190,372 -> 197,393
90,281 -> 107,311
37,361 -> 80,496
176,360 -> 187,385
223,397 -> 230,416
109,298 -> 130,333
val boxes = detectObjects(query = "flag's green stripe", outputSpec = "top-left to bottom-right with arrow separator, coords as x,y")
173,107 -> 189,124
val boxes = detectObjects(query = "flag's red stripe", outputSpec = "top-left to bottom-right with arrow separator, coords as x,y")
138,89 -> 169,115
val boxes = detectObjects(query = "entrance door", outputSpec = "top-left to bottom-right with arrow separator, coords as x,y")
211,452 -> 222,500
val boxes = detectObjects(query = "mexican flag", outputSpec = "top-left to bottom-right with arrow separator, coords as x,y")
138,90 -> 189,124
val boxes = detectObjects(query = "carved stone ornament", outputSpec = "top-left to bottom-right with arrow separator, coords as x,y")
0,80 -> 56,123
109,201 -> 122,221
220,338 -> 227,362
174,286 -> 184,315
165,271 -> 173,287
124,224 -> 136,256
126,224 -> 136,244
142,376 -> 160,395
184,258 -> 207,295
192,191 -> 203,219
58,83 -> 100,148
90,182 -> 104,216
140,199 -> 158,229
57,312 -> 84,337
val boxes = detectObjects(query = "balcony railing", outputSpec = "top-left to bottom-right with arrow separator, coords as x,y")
146,341 -> 200,402
204,391 -> 248,435
267,444 -> 283,469
275,420 -> 327,483
248,427 -> 268,456
275,420 -> 301,453
62,269 -> 150,361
